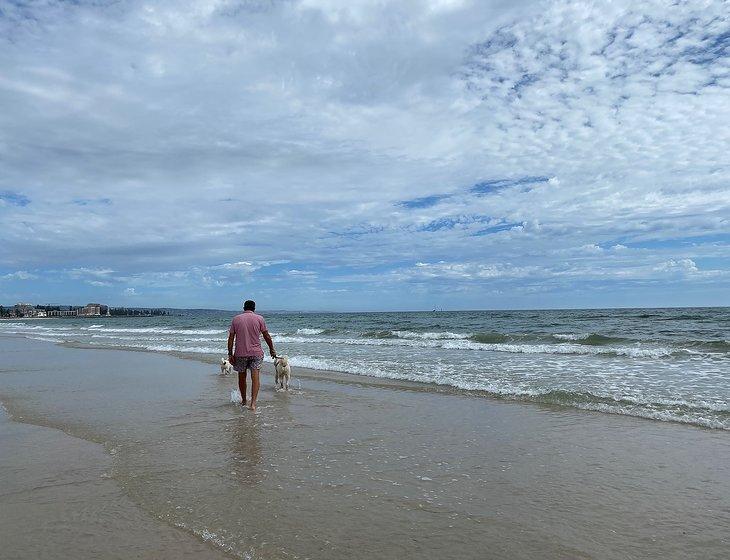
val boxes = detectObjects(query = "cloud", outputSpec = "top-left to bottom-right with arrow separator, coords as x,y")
654,258 -> 699,275
410,261 -> 540,280
287,269 -> 318,277
68,268 -> 115,279
1,270 -> 37,280
385,254 -> 725,287
0,0 -> 727,308
214,261 -> 259,272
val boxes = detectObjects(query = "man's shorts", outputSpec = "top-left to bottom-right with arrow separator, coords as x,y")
233,355 -> 263,373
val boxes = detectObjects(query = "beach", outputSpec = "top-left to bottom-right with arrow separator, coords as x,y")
4,0 -> 729,557
2,308 -> 728,430
0,405 -> 229,560
1,334 -> 728,559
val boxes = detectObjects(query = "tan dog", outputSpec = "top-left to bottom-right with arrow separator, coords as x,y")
273,355 -> 291,390
220,357 -> 233,375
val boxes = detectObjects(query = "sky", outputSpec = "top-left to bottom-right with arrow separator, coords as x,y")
0,0 -> 729,311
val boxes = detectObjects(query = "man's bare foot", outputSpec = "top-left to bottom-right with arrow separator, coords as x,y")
248,402 -> 256,411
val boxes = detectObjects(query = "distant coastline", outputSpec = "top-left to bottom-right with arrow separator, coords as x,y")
0,303 -> 169,319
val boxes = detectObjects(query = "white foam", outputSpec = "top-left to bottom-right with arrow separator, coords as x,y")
89,334 -> 222,343
285,355 -> 729,430
296,328 -> 326,335
10,331 -> 78,338
573,402 -> 729,430
391,330 -> 470,340
144,344 -> 222,354
173,523 -> 244,558
274,334 -> 679,358
29,336 -> 64,343
0,324 -> 75,331
230,389 -> 243,404
0,321 -> 691,359
79,327 -> 225,335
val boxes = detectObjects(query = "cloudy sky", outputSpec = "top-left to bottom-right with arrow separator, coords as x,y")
1,0 -> 728,311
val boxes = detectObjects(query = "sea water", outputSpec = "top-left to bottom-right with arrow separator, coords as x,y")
2,307 -> 728,429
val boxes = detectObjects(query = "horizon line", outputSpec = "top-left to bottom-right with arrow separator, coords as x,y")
2,304 -> 727,314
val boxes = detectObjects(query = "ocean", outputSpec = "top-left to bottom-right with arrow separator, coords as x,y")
1,307 -> 728,430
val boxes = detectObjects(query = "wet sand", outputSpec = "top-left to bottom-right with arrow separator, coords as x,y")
1,336 -> 728,559
0,406 -> 231,560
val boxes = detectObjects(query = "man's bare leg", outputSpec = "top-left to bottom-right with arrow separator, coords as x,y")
249,369 -> 260,410
238,370 -> 248,406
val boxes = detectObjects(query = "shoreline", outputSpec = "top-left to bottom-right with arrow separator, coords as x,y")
0,331 -> 726,431
1,336 -> 728,559
29,335 -> 730,432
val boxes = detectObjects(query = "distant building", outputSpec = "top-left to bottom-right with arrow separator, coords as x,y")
13,303 -> 37,317
80,303 -> 102,316
9,303 -> 110,318
48,309 -> 79,317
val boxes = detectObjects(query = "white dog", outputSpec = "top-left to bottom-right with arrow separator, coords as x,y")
273,355 -> 291,390
220,357 -> 233,375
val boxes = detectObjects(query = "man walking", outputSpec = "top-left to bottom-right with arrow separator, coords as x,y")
228,300 -> 276,411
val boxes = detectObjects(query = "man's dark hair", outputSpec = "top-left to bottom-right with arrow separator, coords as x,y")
243,300 -> 256,311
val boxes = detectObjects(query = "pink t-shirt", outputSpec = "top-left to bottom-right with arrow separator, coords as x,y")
229,311 -> 268,357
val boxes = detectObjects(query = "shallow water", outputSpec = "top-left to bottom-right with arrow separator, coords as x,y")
0,406 -> 230,560
2,307 -> 728,429
1,337 -> 728,559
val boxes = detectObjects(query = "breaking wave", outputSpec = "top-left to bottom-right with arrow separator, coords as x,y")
284,355 -> 729,430
273,334 -> 683,358
296,328 -> 326,335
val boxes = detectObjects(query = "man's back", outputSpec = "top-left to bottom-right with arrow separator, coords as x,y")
229,311 -> 267,357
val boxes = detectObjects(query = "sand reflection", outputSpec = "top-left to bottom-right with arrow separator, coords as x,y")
228,413 -> 265,484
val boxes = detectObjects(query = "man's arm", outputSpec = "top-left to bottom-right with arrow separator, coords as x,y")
262,330 -> 276,358
227,332 -> 235,359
